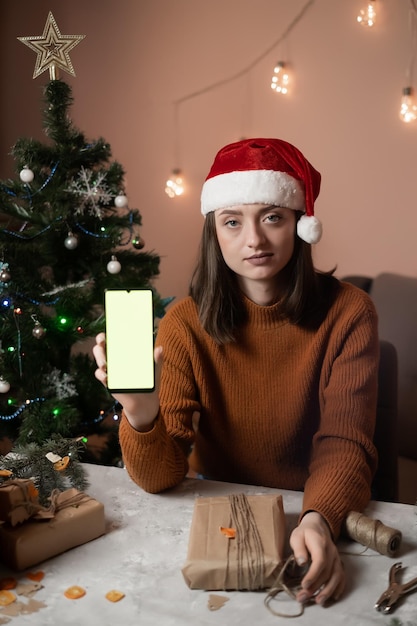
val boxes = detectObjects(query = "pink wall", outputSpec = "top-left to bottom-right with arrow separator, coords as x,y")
1,0 -> 416,304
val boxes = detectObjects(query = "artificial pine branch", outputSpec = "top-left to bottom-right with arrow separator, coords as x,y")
0,434 -> 89,505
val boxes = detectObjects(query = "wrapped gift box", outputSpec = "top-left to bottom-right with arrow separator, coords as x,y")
0,478 -> 40,526
182,493 -> 285,590
0,488 -> 106,571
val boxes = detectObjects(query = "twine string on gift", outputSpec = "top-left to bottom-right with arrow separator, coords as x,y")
2,479 -> 43,524
343,511 -> 402,557
34,488 -> 92,519
264,554 -> 306,618
224,494 -> 266,590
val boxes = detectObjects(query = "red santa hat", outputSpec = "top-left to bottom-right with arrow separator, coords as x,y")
201,137 -> 322,244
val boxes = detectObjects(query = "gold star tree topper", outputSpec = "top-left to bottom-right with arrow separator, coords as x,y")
18,12 -> 85,80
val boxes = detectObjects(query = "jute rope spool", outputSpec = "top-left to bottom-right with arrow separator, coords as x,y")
344,511 -> 402,557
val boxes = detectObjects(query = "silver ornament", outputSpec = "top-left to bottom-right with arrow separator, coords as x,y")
64,233 -> 78,250
32,323 -> 46,339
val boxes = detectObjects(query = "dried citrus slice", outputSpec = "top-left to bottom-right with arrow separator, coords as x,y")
54,455 -> 70,471
26,571 -> 45,582
0,590 -> 16,606
0,578 -> 17,590
27,483 -> 39,499
105,589 -> 125,602
219,526 -> 236,538
64,585 -> 86,599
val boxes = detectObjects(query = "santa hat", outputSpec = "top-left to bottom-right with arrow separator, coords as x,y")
201,138 -> 323,244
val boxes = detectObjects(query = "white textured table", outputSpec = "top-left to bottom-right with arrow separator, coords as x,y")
1,463 -> 416,625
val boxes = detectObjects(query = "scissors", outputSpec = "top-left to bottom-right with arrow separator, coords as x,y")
375,562 -> 417,613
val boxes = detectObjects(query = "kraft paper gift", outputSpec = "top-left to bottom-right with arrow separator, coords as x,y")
182,493 -> 285,590
0,488 -> 105,571
0,478 -> 40,526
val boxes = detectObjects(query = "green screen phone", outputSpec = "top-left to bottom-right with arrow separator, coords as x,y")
104,289 -> 155,393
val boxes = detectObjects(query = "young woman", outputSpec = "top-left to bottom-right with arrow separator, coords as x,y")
93,138 -> 379,607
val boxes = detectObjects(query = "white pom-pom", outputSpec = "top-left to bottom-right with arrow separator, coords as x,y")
297,215 -> 323,244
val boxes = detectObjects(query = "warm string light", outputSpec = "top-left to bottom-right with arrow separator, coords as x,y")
165,169 -> 185,198
357,1 -> 377,28
271,61 -> 290,95
399,86 -> 417,122
400,1 -> 417,123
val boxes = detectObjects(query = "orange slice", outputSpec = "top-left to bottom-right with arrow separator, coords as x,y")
219,526 -> 236,539
0,590 -> 16,606
105,589 -> 125,602
64,585 -> 86,599
26,571 -> 45,582
27,483 -> 39,499
54,455 -> 70,471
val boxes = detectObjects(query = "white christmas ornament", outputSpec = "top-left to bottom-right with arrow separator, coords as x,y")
64,232 -> 78,250
32,322 -> 46,339
44,368 -> 77,399
67,167 -> 113,217
0,378 -> 11,393
107,256 -> 121,274
20,166 -> 34,183
115,194 -> 128,208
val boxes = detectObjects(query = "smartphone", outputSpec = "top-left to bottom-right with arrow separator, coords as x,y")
104,288 -> 155,393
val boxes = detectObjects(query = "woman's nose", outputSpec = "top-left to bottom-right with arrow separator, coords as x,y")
246,222 -> 266,247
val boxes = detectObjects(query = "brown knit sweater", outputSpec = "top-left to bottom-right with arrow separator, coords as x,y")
119,280 -> 379,538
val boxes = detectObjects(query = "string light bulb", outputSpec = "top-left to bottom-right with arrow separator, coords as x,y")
271,61 -> 290,95
399,86 -> 417,123
165,169 -> 185,198
357,1 -> 377,28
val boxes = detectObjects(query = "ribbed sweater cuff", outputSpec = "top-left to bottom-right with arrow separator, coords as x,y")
119,410 -> 162,444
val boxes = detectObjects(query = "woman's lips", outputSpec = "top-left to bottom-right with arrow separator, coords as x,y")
245,253 -> 273,265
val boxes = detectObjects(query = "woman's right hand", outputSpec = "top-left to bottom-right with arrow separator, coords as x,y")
93,332 -> 163,432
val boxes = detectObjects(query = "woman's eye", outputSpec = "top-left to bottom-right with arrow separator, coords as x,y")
225,219 -> 239,227
265,213 -> 281,223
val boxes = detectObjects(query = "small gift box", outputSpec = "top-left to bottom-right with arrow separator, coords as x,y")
0,488 -> 106,571
181,493 -> 286,590
0,478 -> 40,526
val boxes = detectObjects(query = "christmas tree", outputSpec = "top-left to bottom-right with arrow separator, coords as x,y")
0,14 -> 169,470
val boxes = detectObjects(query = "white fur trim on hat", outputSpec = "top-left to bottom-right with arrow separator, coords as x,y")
297,214 -> 322,244
201,170 -> 305,215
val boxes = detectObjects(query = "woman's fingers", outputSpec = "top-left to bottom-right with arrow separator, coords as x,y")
290,512 -> 345,606
92,333 -> 108,387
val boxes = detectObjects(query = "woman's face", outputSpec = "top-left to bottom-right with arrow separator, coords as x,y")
214,203 -> 297,294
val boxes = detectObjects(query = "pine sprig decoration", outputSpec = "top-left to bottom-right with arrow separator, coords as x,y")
0,435 -> 89,505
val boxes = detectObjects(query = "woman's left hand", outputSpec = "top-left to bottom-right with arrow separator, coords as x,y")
289,511 -> 345,606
